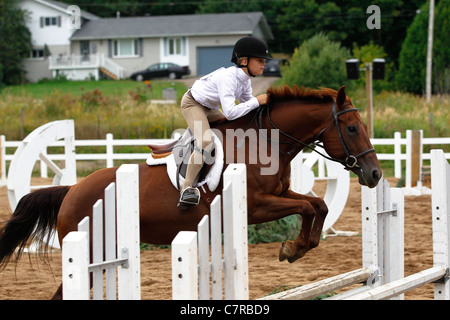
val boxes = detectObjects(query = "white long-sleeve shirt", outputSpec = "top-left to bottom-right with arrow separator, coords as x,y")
190,66 -> 260,121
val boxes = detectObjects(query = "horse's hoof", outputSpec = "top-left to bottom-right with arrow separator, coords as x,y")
287,254 -> 302,263
279,241 -> 309,263
278,241 -> 295,261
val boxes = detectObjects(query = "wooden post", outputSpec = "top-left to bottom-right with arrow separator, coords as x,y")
365,63 -> 373,138
426,0 -> 435,103
406,130 -> 423,188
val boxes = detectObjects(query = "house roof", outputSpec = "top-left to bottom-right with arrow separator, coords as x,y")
70,12 -> 273,41
33,0 -> 100,20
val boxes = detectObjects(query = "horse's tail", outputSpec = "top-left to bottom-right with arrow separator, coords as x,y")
0,185 -> 71,270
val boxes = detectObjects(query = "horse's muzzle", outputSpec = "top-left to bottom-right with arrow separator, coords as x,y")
354,165 -> 382,188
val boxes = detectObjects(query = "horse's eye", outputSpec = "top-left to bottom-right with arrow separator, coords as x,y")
347,126 -> 358,135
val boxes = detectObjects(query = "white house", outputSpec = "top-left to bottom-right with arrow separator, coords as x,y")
19,0 -> 273,82
18,0 -> 100,82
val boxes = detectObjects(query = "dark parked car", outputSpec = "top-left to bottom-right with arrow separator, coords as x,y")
263,58 -> 287,77
130,63 -> 191,81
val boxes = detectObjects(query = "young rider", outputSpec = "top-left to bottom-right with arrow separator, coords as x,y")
178,36 -> 271,210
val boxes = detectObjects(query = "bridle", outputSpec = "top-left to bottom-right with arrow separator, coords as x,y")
255,101 -> 375,171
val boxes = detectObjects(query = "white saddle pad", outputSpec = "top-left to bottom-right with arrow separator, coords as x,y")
146,131 -> 224,192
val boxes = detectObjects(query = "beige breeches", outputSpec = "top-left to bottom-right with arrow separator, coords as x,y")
180,91 -> 224,190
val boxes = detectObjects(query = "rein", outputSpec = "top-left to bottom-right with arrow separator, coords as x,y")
255,101 -> 375,170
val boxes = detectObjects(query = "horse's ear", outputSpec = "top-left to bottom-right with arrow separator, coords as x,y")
336,86 -> 346,107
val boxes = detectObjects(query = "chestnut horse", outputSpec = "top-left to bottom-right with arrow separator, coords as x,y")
0,85 -> 381,299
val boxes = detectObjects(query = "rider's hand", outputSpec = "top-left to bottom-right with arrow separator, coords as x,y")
256,94 -> 268,106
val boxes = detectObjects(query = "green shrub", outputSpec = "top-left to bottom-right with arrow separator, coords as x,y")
281,33 -> 350,90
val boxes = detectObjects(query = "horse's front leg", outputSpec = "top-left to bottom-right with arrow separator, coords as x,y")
249,191 -> 328,263
279,190 -> 328,263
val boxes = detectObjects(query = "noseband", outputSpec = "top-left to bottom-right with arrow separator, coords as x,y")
255,101 -> 375,170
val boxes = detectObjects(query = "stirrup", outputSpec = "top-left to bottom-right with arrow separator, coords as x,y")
177,187 -> 200,210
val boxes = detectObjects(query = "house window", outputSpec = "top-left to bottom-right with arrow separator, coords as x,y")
164,37 -> 186,56
30,48 -> 45,59
113,39 -> 139,57
45,17 -> 57,26
40,16 -> 61,27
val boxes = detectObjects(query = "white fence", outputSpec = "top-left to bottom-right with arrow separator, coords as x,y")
172,163 -> 248,300
62,164 -> 140,300
1,131 -> 449,184
261,149 -> 450,300
260,176 -> 404,300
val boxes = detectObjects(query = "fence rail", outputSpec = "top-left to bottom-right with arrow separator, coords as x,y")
1,131 -> 449,182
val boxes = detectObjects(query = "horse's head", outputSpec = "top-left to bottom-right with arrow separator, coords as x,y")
320,86 -> 381,188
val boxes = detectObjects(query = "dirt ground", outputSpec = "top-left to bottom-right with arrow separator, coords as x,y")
0,176 -> 434,300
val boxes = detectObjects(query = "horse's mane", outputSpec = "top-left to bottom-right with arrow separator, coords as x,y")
211,85 -> 339,127
267,85 -> 337,104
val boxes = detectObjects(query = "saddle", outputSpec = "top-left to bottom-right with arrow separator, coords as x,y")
147,130 -> 224,197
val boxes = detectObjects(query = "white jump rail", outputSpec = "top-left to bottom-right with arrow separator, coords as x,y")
172,163 -> 248,300
62,164 -> 140,300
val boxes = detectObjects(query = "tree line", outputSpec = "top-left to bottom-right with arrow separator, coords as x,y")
0,0 -> 448,94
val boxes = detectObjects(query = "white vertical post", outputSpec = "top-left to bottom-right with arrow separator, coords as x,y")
386,187 -> 405,299
223,163 -> 248,300
394,132 -> 402,179
104,183 -> 117,300
362,185 -> 380,287
210,196 -> 223,300
431,150 -> 450,299
406,130 -> 412,188
106,133 -> 114,168
64,120 -> 77,185
376,182 -> 384,284
172,231 -> 198,300
116,164 -> 140,300
62,232 -> 90,300
198,215 -> 210,300
92,199 -> 104,300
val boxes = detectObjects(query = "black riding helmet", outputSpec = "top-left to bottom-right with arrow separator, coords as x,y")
231,37 -> 271,76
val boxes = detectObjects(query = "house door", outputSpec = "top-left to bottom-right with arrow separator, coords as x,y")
80,41 -> 90,61
197,46 -> 234,75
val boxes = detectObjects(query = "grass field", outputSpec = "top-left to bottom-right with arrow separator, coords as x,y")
0,79 -> 188,140
0,79 -> 187,100
0,78 -> 448,177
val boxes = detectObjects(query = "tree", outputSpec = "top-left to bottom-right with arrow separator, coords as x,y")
396,0 -> 449,94
75,0 -> 202,17
0,0 -> 32,86
281,33 -> 350,90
